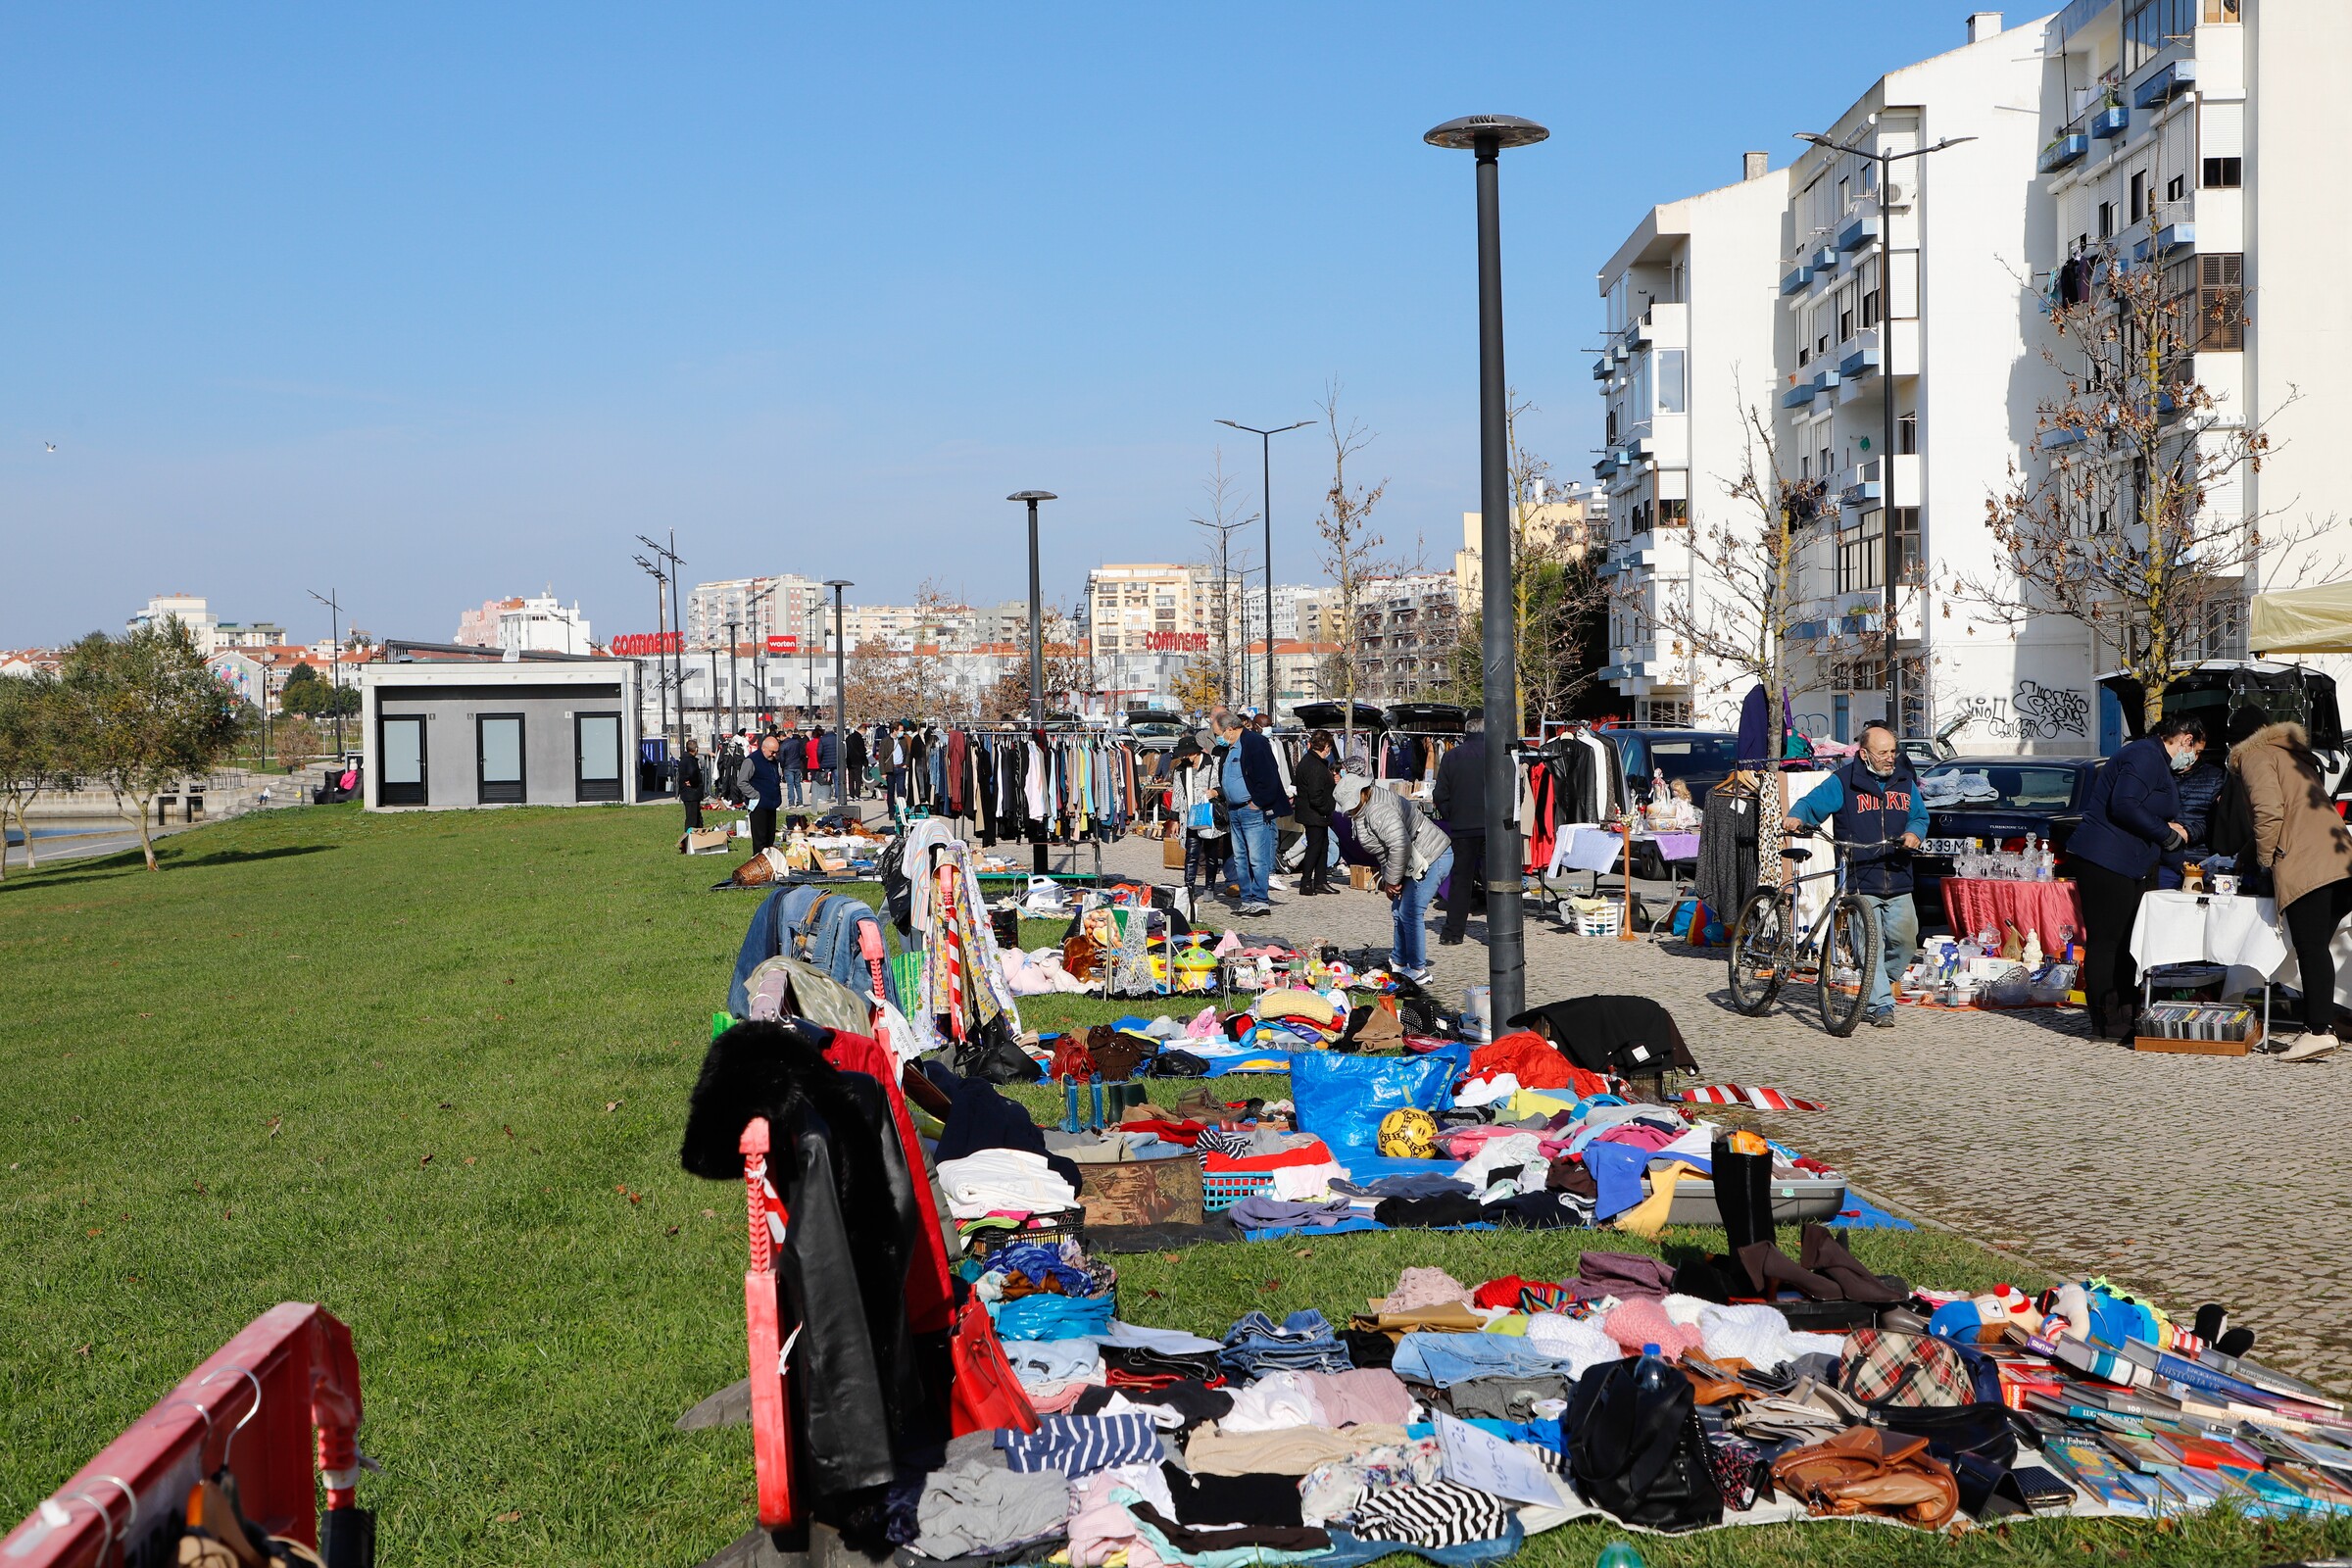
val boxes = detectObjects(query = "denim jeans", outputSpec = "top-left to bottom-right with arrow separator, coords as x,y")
1229,806 -> 1274,903
1392,845 -> 1454,973
785,769 -> 805,807
1857,892 -> 1919,1012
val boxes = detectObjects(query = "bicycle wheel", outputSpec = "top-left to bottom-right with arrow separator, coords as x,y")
1816,894 -> 1883,1037
1726,889 -> 1788,1015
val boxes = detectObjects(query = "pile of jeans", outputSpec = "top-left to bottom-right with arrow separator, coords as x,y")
1219,1307 -> 1351,1378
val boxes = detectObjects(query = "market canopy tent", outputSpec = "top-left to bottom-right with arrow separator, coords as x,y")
2249,582 -> 2352,655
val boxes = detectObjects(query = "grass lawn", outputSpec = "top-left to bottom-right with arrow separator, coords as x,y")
2,803 -> 2345,1568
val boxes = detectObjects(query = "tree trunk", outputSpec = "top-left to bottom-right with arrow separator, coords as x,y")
124,792 -> 159,871
17,790 -> 38,870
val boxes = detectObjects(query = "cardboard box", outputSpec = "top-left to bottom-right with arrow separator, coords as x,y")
2132,1025 -> 2259,1056
1348,865 -> 1378,892
1163,834 -> 1187,869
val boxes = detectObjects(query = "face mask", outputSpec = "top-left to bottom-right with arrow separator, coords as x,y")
2170,747 -> 2194,774
1864,757 -> 1893,778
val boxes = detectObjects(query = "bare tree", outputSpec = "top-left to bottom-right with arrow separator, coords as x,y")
983,601 -> 1099,721
1191,449 -> 1254,710
1954,238 -> 2310,727
1312,380 -> 1406,758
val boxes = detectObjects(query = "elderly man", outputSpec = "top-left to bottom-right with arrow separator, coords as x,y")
1784,720 -> 1924,1027
1216,710 -> 1291,915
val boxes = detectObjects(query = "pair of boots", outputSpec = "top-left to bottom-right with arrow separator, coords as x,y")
1691,1141 -> 1904,1303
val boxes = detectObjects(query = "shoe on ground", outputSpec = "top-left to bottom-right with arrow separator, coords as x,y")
1396,964 -> 1433,984
2278,1032 -> 2340,1062
1439,935 -> 1466,946
1240,901 -> 1270,916
1869,1007 -> 1898,1028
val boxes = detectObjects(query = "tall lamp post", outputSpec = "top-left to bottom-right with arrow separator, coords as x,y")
827,579 -> 854,825
724,617 -> 741,734
632,554 -> 670,768
1009,491 -> 1057,874
637,531 -> 688,750
1795,125 -> 1972,738
1193,514 -> 1249,708
1215,419 -> 1311,718
1426,112 -> 1547,1024
305,587 -> 346,757
745,579 -> 779,730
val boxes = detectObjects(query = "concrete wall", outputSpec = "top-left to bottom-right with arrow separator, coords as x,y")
360,662 -> 640,810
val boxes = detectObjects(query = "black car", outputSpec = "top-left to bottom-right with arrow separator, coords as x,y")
1909,757 -> 2103,926
1609,729 -> 1744,804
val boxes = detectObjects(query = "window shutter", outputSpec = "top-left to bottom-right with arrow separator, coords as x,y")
2201,101 -> 2243,160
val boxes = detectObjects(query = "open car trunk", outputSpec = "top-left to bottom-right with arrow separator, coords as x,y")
2099,662 -> 2347,792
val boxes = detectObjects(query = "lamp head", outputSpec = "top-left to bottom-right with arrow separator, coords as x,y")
1007,490 -> 1057,503
1424,115 -> 1548,151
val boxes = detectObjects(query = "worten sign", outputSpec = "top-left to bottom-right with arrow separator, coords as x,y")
766,635 -> 799,655
612,632 -> 682,657
1143,631 -> 1210,654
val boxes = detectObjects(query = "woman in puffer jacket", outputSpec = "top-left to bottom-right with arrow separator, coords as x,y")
2231,718 -> 2352,1055
1334,769 -> 1454,982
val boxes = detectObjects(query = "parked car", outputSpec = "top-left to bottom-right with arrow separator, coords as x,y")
1909,757 -> 2103,927
1609,729 -> 1744,803
1117,707 -> 1189,750
2101,661 -> 2347,795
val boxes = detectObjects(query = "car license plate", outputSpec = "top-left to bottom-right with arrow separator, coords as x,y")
1922,838 -> 1971,856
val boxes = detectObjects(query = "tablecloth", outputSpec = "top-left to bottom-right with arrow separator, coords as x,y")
1939,877 -> 2085,954
1545,828 -> 1699,878
2127,889 -> 2288,1000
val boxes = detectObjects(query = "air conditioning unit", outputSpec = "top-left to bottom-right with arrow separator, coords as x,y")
1884,179 -> 1915,211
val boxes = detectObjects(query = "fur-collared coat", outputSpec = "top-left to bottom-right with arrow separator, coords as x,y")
2230,720 -> 2352,911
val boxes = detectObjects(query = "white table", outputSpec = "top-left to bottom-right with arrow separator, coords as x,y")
2126,887 -> 2352,1024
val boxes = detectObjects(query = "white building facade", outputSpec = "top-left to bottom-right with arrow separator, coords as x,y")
684,574 -> 826,656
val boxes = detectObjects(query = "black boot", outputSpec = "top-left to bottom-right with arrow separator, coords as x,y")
1711,1140 -> 1777,1255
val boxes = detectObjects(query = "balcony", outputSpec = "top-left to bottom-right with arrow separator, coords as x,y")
1780,263 -> 1814,296
2090,104 -> 2129,139
1592,357 -> 1611,381
2040,425 -> 2088,451
1809,245 -> 1838,272
1593,453 -> 1620,479
1838,212 -> 1880,253
1782,378 -> 1818,409
1812,369 -> 1840,400
2039,132 -> 2089,173
2132,221 -> 2195,262
1838,343 -> 1880,379
2134,58 -> 2196,109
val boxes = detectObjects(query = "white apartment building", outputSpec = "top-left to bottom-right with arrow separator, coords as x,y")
453,592 -> 592,655
1593,153 -> 1791,728
684,574 -> 826,655
1455,485 -> 1607,606
1775,13 -> 2067,752
837,601 -> 977,653
128,593 -> 221,653
2032,0 -> 2352,748
1351,574 -> 1462,705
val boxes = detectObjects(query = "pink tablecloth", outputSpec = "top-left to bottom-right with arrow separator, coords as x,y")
1940,877 -> 2085,952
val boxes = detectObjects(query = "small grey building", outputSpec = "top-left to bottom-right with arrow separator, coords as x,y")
358,644 -> 643,810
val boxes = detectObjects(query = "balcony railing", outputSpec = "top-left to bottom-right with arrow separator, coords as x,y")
2090,104 -> 2130,139
2039,132 -> 2089,173
2134,58 -> 2196,109
2132,221 -> 2194,262
1838,342 -> 1881,379
1781,263 -> 1814,296
1838,212 -> 1880,253
1782,379 -> 1817,409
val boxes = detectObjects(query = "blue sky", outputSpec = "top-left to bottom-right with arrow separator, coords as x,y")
2,3 -> 1981,647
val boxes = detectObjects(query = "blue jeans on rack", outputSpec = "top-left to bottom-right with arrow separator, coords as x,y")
1391,846 -> 1453,974
1228,806 -> 1273,904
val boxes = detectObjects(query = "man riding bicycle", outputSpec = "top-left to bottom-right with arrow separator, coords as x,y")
1783,721 -> 1926,1028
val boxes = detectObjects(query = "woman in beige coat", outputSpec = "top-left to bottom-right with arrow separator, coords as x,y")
2231,718 -> 2352,1052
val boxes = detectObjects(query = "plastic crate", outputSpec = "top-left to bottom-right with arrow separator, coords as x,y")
962,1207 -> 1088,1261
1201,1172 -> 1274,1212
1576,907 -> 1623,938
1666,1177 -> 1846,1227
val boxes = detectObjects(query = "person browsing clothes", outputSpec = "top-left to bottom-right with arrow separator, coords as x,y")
2229,714 -> 2352,1060
2068,714 -> 2200,1038
1783,721 -> 1925,1029
1335,769 -> 1453,984
1216,710 -> 1291,915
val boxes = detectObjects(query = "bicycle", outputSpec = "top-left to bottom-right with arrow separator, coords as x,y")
1725,831 -> 1902,1037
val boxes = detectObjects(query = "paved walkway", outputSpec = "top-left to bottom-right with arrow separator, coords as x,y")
1081,830 -> 2351,1383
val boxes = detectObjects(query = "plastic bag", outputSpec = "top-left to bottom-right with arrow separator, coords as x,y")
1292,1050 -> 1463,1152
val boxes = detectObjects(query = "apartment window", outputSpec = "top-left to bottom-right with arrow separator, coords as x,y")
2098,201 -> 2115,239
1859,256 -> 1882,329
1897,412 -> 1919,456
2130,172 -> 2147,224
2203,0 -> 2238,21
2167,252 -> 2246,351
2127,0 -> 2194,70
1655,349 -> 1687,415
1833,695 -> 1850,744
1838,283 -> 1856,344
1894,508 -> 1922,584
2202,156 -> 2241,188
1658,498 -> 1689,527
1838,512 -> 1884,593
2163,173 -> 2184,207
1818,445 -> 1833,480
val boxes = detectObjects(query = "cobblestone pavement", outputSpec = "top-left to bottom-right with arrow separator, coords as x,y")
1080,832 -> 2352,1383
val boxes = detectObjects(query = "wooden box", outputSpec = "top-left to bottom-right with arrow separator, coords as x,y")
1163,834 -> 1187,869
1080,1155 -> 1204,1228
2132,1023 -> 2261,1057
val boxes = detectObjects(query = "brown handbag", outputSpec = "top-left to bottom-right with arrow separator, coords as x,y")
1770,1425 -> 1961,1531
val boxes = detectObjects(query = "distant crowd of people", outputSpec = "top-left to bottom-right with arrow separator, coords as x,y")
675,718 -> 958,853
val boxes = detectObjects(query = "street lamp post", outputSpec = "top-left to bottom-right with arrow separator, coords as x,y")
1009,491 -> 1057,874
305,587 -> 345,757
745,580 -> 779,730
725,617 -> 741,734
827,579 -> 854,825
1795,126 -> 1973,738
1216,419 -> 1312,718
1426,112 -> 1548,1023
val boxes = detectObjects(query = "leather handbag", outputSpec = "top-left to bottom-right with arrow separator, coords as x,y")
1771,1427 -> 1960,1530
1564,1359 -> 1726,1533
1874,1401 -> 2021,1472
948,1295 -> 1041,1437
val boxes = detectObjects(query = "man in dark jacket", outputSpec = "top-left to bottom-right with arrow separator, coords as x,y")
742,733 -> 784,853
1293,729 -> 1338,895
2067,716 -> 2197,1037
1785,721 -> 1926,1027
1217,711 -> 1293,914
1432,713 -> 1489,944
844,725 -> 867,799
780,722 -> 806,808
680,737 -> 707,831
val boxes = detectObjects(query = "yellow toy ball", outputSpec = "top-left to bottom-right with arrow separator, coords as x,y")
1377,1107 -> 1440,1159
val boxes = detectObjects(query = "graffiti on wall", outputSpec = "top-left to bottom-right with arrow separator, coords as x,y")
1951,681 -> 2089,741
